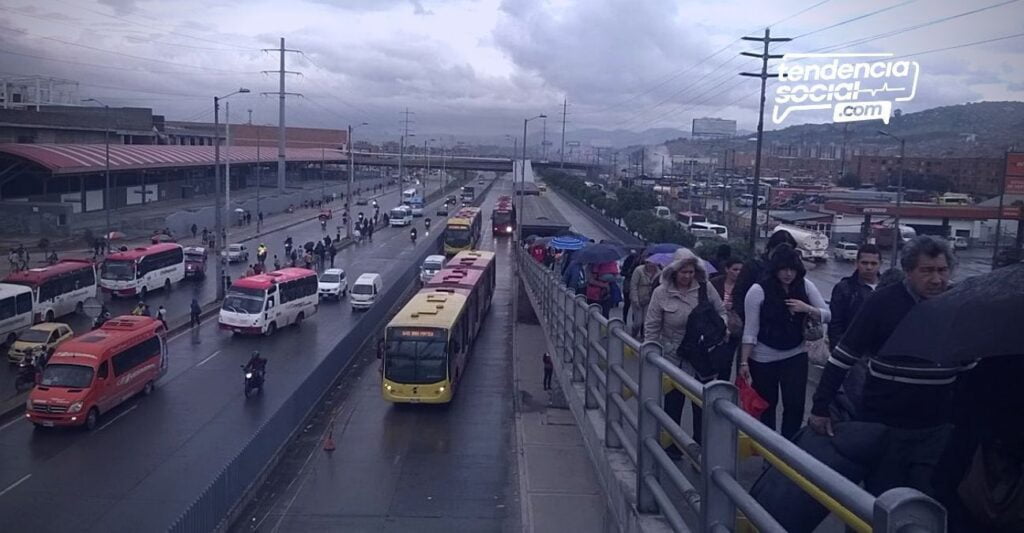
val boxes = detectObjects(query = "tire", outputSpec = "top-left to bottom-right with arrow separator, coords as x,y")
45,310 -> 55,323
142,381 -> 154,396
84,407 -> 100,431
164,279 -> 172,292
265,322 -> 277,336
294,313 -> 304,328
5,332 -> 15,346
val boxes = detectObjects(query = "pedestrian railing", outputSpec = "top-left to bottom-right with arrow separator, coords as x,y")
515,248 -> 946,533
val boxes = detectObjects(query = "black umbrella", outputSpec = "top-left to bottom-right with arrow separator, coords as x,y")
878,263 -> 1024,365
571,242 -> 627,264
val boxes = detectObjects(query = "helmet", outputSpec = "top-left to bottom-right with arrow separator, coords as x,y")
250,351 -> 261,360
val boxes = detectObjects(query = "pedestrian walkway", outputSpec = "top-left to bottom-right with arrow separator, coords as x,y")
514,319 -> 613,533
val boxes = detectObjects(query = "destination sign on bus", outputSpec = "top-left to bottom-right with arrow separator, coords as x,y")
392,327 -> 445,339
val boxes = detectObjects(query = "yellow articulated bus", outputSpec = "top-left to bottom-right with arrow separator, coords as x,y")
443,207 -> 482,257
382,256 -> 496,404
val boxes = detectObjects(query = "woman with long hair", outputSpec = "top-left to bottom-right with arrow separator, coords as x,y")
739,243 -> 830,440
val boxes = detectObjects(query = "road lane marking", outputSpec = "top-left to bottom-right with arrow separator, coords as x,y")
96,405 -> 137,433
196,350 -> 221,367
0,474 -> 30,497
0,416 -> 24,433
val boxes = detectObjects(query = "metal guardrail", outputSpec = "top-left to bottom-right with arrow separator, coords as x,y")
516,248 -> 946,533
167,178 -> 495,532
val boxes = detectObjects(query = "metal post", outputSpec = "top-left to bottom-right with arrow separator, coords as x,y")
103,105 -> 111,235
255,126 -> 261,235
213,96 -> 224,300
605,317 -> 625,449
636,341 -> 662,513
347,125 -> 354,239
873,488 -> 947,533
572,295 -> 587,382
225,102 -> 231,241
320,146 -> 325,201
992,151 -> 1009,266
585,305 -> 601,409
892,137 -> 905,268
277,37 -> 287,191
701,381 -> 739,531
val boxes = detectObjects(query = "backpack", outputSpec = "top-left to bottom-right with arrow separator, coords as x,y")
585,278 -> 610,302
677,282 -> 728,380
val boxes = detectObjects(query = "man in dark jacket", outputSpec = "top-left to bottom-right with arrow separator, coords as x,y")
828,243 -> 881,350
810,236 -> 964,499
620,249 -> 641,322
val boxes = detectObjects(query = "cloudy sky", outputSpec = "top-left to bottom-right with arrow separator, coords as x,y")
0,0 -> 1021,141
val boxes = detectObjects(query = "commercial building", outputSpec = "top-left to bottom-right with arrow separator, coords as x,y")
851,155 -> 1004,197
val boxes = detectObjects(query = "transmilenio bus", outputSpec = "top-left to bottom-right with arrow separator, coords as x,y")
100,243 -> 185,297
382,251 -> 496,403
491,195 -> 516,236
4,259 -> 97,322
443,207 -> 482,256
219,268 -> 318,335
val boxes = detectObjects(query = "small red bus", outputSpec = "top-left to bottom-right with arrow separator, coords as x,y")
100,243 -> 185,297
3,259 -> 97,323
219,268 -> 319,335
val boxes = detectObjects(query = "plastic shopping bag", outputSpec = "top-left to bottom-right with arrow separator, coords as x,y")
737,376 -> 769,419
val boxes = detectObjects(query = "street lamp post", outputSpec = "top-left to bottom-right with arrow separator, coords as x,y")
83,99 -> 111,240
214,88 -> 250,300
346,122 -> 368,239
512,114 -> 545,389
878,130 -> 906,268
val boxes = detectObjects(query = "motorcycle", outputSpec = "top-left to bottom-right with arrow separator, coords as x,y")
410,228 -> 418,245
93,311 -> 111,330
242,364 -> 265,397
14,349 -> 45,393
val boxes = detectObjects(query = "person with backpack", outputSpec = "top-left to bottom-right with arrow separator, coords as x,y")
644,248 -> 725,457
739,243 -> 830,440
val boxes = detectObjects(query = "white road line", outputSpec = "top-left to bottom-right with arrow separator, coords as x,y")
0,416 -> 24,433
0,474 -> 31,498
96,405 -> 137,433
196,350 -> 221,367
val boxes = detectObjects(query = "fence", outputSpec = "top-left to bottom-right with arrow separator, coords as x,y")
167,178 -> 495,532
515,248 -> 946,533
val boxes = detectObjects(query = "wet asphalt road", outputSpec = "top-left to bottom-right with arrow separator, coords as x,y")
0,175 -> 467,532
0,176 -> 442,402
230,179 -> 518,533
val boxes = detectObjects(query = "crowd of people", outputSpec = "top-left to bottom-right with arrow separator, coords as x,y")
531,231 -> 1022,532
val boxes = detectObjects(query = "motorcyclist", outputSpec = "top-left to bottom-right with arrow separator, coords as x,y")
424,217 -> 431,231
410,227 -> 418,244
93,305 -> 112,329
284,237 -> 293,256
257,243 -> 268,263
244,350 -> 267,380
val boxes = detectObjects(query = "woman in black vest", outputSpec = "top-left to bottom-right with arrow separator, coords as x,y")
739,244 -> 830,439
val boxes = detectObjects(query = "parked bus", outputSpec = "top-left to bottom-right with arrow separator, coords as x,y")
382,259 -> 496,404
444,207 -> 482,256
4,259 -> 97,322
100,243 -> 185,297
491,195 -> 516,235
0,283 -> 34,346
27,315 -> 167,430
219,268 -> 318,336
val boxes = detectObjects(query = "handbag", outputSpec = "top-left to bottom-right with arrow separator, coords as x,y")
803,314 -> 824,342
736,376 -> 769,418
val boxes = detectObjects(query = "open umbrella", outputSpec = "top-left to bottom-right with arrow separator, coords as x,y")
572,242 -> 627,264
879,263 -> 1024,365
645,243 -> 682,256
105,231 -> 126,241
645,252 -> 718,275
550,235 -> 587,251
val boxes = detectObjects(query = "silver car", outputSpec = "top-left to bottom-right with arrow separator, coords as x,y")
223,243 -> 249,263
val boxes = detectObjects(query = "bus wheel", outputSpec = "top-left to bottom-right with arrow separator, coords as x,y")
142,381 -> 154,396
294,313 -> 304,328
45,310 -> 55,323
164,279 -> 172,292
265,323 -> 276,336
84,408 -> 100,431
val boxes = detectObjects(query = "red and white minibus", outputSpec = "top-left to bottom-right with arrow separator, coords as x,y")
3,259 -> 97,323
27,315 -> 167,430
219,268 -> 319,336
100,243 -> 185,297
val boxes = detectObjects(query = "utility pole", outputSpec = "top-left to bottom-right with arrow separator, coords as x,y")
256,124 -> 262,235
348,125 -> 354,239
398,108 -> 414,182
740,27 -> 790,252
225,102 -> 232,243
560,98 -> 567,168
839,123 -> 849,181
261,37 -> 302,191
247,109 -> 252,125
541,117 -> 547,160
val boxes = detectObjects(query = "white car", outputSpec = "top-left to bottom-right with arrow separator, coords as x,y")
420,255 -> 445,284
318,268 -> 348,300
223,243 -> 249,263
953,236 -> 968,250
833,242 -> 858,261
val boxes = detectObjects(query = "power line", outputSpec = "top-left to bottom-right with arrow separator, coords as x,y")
792,0 -> 918,39
0,48 -> 262,77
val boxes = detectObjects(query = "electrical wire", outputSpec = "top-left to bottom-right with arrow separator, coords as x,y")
0,48 -> 263,77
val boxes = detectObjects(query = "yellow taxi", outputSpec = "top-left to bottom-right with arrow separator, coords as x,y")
8,322 -> 73,364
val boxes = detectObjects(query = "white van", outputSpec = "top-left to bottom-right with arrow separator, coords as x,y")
318,268 -> 348,300
420,255 -> 445,284
390,206 -> 412,227
351,273 -> 383,311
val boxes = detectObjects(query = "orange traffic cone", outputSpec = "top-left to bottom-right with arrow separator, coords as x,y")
323,430 -> 336,452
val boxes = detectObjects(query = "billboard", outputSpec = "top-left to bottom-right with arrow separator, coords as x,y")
1006,152 -> 1024,195
692,118 -> 736,139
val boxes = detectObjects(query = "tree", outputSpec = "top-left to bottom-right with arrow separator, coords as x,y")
837,172 -> 861,188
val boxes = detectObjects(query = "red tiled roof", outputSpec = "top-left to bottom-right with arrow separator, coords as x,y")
0,143 -> 346,175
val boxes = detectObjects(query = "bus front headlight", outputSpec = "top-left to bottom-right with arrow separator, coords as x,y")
438,386 -> 445,394
506,226 -> 512,233
68,401 -> 84,413
384,383 -> 392,391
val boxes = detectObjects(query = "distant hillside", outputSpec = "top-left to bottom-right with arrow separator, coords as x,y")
665,101 -> 1024,158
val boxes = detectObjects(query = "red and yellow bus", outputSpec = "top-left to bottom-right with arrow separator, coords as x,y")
27,315 -> 167,430
491,195 -> 516,236
443,207 -> 482,257
382,256 -> 497,404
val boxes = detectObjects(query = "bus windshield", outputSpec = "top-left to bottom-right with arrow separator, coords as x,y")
101,260 -> 136,281
40,364 -> 94,388
445,226 -> 472,247
222,287 -> 265,314
385,333 -> 447,384
493,211 -> 513,226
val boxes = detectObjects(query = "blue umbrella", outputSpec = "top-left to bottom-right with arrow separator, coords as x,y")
645,243 -> 682,256
550,235 -> 587,251
572,242 -> 627,264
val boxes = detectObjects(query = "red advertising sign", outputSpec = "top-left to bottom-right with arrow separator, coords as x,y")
1006,153 -> 1024,195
